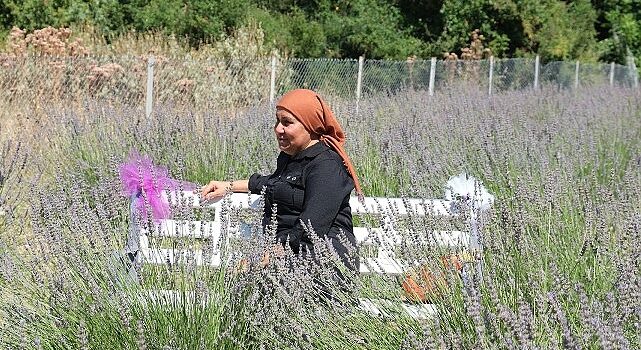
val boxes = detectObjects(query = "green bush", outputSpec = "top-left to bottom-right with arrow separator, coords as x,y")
128,0 -> 252,45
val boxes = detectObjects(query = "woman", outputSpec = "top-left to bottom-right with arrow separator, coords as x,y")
200,89 -> 362,271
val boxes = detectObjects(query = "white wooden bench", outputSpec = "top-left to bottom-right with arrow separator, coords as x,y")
125,174 -> 493,319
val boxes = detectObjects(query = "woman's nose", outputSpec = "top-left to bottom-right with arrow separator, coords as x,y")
274,122 -> 284,133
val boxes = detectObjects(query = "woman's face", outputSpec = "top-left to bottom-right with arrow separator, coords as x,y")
274,109 -> 315,156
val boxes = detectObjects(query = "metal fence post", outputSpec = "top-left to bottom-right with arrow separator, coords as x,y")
488,56 -> 494,95
609,62 -> 615,87
356,56 -> 364,114
145,56 -> 155,119
631,57 -> 639,88
269,54 -> 277,104
534,55 -> 540,90
428,57 -> 437,96
574,60 -> 580,89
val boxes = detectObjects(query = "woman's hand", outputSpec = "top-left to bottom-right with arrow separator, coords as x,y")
199,180 -> 231,201
234,245 -> 285,273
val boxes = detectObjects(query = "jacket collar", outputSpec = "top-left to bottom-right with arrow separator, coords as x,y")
290,141 -> 328,160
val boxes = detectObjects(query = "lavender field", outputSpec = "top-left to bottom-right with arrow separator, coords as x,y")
0,85 -> 640,349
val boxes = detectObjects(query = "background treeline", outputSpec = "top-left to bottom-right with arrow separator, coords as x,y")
0,0 -> 639,64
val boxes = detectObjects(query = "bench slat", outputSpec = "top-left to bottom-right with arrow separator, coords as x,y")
360,257 -> 406,274
351,196 -> 454,216
354,227 -> 472,247
143,221 -> 472,247
140,248 -> 221,266
141,247 -> 414,275
139,220 -> 224,239
166,191 -> 457,217
166,191 -> 262,209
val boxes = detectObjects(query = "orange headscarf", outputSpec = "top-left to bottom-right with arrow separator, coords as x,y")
276,89 -> 363,199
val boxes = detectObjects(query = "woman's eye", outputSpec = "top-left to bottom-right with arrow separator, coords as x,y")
275,117 -> 292,127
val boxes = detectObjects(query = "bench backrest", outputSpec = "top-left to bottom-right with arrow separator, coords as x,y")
127,189 -> 484,275
126,174 -> 494,320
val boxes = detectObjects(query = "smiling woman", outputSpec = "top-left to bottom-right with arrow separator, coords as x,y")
274,108 -> 319,156
200,89 -> 362,271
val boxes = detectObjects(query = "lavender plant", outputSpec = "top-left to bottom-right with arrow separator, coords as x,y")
0,140 -> 28,229
1,84 -> 640,349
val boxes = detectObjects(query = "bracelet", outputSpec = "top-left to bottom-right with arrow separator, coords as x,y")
225,181 -> 234,193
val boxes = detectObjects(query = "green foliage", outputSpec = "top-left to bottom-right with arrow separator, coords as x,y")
3,0 -> 66,30
1,0 -> 251,44
433,0 -> 601,62
318,0 -> 424,59
0,0 -> 639,66
437,0 -> 521,57
595,0 -> 641,66
534,0 -> 600,61
252,0 -> 423,59
3,0 -> 125,33
63,0 -> 126,33
245,7 -> 295,56
397,0 -> 444,43
127,0 -> 251,45
280,7 -> 328,58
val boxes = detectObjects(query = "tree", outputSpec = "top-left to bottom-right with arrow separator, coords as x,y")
251,0 -> 424,58
0,0 -> 635,64
3,0 -> 67,30
433,0 -> 524,57
424,0 -> 599,61
593,0 -> 641,65
534,0 -> 600,61
397,0 -> 445,44
319,0 -> 423,58
127,0 -> 251,45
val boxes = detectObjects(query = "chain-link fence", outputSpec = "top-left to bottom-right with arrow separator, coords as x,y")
0,55 -> 637,118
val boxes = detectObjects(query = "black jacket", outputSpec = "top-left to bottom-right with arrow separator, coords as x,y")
248,142 -> 358,269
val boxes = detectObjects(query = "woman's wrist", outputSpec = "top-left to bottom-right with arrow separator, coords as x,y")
223,180 -> 249,193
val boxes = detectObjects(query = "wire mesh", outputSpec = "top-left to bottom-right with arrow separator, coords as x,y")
577,62 -> 610,87
276,58 -> 358,99
613,64 -> 637,88
540,61 -> 580,89
492,58 -> 536,92
153,56 -> 272,111
361,59 -> 433,96
0,55 -> 637,118
433,59 -> 491,94
0,55 -> 146,110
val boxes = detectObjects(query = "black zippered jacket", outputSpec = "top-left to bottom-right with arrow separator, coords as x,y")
248,142 -> 358,270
